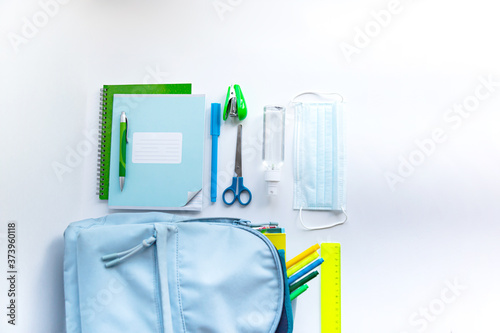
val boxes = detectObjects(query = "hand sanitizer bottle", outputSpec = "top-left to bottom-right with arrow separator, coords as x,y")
263,105 -> 285,196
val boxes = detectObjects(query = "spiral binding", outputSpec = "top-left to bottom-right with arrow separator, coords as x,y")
96,88 -> 108,196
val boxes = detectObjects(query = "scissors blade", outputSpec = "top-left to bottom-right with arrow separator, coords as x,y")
235,124 -> 242,177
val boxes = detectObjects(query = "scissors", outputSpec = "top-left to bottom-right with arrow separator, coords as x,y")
223,124 -> 252,206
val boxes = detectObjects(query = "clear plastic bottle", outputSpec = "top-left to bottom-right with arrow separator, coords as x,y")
262,105 -> 285,195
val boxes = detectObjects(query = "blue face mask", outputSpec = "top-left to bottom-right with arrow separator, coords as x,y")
293,93 -> 347,230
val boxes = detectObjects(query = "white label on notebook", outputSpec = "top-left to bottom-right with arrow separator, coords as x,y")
132,132 -> 183,164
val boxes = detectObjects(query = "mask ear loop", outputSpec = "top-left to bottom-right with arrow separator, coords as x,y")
288,92 -> 344,117
299,207 -> 348,230
291,92 -> 344,103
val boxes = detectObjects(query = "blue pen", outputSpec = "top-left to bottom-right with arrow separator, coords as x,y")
210,103 -> 221,202
288,258 -> 324,285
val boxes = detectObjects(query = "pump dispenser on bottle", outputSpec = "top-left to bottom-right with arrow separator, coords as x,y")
262,105 -> 285,196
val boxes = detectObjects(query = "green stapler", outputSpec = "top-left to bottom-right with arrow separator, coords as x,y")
224,84 -> 247,121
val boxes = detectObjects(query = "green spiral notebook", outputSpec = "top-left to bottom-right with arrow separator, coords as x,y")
97,83 -> 192,200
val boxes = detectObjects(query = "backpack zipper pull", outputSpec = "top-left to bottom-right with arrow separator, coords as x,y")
102,235 -> 157,268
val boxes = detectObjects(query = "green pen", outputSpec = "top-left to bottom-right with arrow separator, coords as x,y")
119,112 -> 128,191
289,270 -> 319,293
290,284 -> 309,301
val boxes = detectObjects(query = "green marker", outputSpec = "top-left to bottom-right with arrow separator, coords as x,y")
289,270 -> 319,293
290,284 -> 309,301
119,112 -> 128,191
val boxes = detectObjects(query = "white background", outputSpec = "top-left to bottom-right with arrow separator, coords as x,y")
1,0 -> 500,332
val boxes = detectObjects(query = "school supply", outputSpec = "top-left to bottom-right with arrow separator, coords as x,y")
263,232 -> 286,256
263,105 -> 286,195
286,243 -> 320,269
224,84 -> 247,121
119,112 -> 128,191
97,83 -> 192,200
287,252 -> 319,277
284,244 -> 324,304
288,258 -> 324,285
248,222 -> 279,228
292,92 -> 347,230
259,227 -> 286,234
290,284 -> 309,301
321,243 -> 341,333
63,213 -> 294,333
258,226 -> 278,230
108,94 -> 205,210
289,270 -> 319,293
210,103 -> 221,203
223,124 -> 252,206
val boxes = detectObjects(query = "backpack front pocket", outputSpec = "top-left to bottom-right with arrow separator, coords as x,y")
76,224 -> 162,333
172,222 -> 284,333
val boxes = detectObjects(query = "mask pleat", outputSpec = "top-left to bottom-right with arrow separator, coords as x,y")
304,104 -> 318,207
316,104 -> 326,208
324,104 -> 334,208
293,105 -> 304,208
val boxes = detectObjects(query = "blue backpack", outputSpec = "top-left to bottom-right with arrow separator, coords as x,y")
64,212 -> 294,333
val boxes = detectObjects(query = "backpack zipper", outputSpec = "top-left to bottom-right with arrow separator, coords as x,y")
100,219 -> 278,268
236,220 -> 279,228
176,217 -> 278,229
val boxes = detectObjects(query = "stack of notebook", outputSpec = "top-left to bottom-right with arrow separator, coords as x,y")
97,84 -> 205,210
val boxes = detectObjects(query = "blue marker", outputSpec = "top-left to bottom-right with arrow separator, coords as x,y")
288,258 -> 324,285
210,103 -> 221,202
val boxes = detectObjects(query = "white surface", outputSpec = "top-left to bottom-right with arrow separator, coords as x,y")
1,0 -> 500,332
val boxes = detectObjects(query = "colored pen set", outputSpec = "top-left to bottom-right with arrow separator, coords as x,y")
286,244 -> 324,301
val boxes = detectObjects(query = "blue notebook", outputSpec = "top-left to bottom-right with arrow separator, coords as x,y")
108,94 -> 205,210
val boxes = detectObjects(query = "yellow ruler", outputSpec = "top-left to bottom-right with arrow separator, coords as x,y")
321,243 -> 341,333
